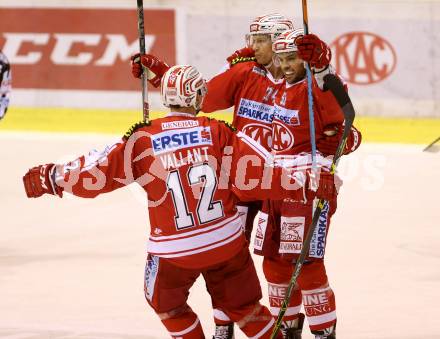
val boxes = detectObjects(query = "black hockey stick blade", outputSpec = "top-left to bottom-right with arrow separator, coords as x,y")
423,136 -> 440,153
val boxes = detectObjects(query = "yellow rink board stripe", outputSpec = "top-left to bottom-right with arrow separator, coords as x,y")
0,107 -> 439,145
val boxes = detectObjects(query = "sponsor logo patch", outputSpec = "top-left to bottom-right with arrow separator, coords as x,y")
241,123 -> 272,147
151,126 -> 212,155
302,288 -> 333,316
273,104 -> 300,126
161,120 -> 200,130
254,212 -> 268,251
252,66 -> 266,77
279,216 -> 305,254
309,202 -> 329,258
144,255 -> 159,302
237,98 -> 274,124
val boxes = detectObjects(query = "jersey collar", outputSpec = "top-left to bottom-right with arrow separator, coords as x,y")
167,111 -> 197,118
264,66 -> 285,85
285,77 -> 307,89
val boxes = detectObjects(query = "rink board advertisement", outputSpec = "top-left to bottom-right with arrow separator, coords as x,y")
0,1 -> 439,116
0,7 -> 176,91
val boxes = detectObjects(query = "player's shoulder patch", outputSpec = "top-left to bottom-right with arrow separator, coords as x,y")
123,120 -> 152,140
230,56 -> 256,67
251,65 -> 266,77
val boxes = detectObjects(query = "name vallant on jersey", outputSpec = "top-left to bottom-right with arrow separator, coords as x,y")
54,118 -> 291,192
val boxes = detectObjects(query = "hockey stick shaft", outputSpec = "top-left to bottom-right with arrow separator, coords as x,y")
302,0 -> 318,182
270,74 -> 355,339
136,0 -> 150,123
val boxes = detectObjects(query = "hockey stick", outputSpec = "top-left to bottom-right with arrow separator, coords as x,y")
302,0 -> 318,189
423,136 -> 440,152
136,0 -> 150,123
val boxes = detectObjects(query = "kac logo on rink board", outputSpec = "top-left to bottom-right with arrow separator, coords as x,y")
330,31 -> 397,85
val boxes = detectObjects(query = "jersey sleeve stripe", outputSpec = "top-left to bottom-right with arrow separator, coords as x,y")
237,131 -> 272,159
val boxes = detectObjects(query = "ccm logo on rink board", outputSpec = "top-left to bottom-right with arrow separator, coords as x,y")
0,8 -> 176,90
330,31 -> 397,85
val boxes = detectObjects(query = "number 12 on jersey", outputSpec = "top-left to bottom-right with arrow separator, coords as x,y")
166,163 -> 224,230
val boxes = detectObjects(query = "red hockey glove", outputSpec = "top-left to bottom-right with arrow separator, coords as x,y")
227,47 -> 255,67
301,169 -> 340,202
130,53 -> 170,88
295,34 -> 332,69
315,171 -> 341,201
23,163 -> 63,198
317,124 -> 362,156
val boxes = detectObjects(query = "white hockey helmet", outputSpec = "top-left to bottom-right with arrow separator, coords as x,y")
248,13 -> 294,41
272,29 -> 304,54
160,65 -> 207,111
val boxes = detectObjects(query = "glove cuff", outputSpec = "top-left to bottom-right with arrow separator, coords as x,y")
313,64 -> 335,90
48,164 -> 63,197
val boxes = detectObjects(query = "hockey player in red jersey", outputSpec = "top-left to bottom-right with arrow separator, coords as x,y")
254,30 -> 362,339
23,65 -> 340,339
130,15 -> 295,336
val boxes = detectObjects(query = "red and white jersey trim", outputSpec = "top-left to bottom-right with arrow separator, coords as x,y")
237,131 -> 272,160
274,152 -> 332,172
147,212 -> 242,258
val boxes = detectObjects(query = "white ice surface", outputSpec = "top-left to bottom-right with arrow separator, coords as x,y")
0,132 -> 439,339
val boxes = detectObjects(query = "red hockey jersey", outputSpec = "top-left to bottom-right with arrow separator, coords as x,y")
272,77 -> 345,156
202,62 -> 284,150
53,113 -> 307,269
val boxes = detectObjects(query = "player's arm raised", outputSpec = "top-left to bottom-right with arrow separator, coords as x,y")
294,33 -> 362,156
23,138 -> 139,199
131,53 -> 170,88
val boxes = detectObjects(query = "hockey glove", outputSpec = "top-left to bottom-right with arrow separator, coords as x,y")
23,163 -> 63,198
130,53 -> 170,88
317,124 -> 362,156
227,47 -> 256,67
295,34 -> 332,69
314,171 -> 341,201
